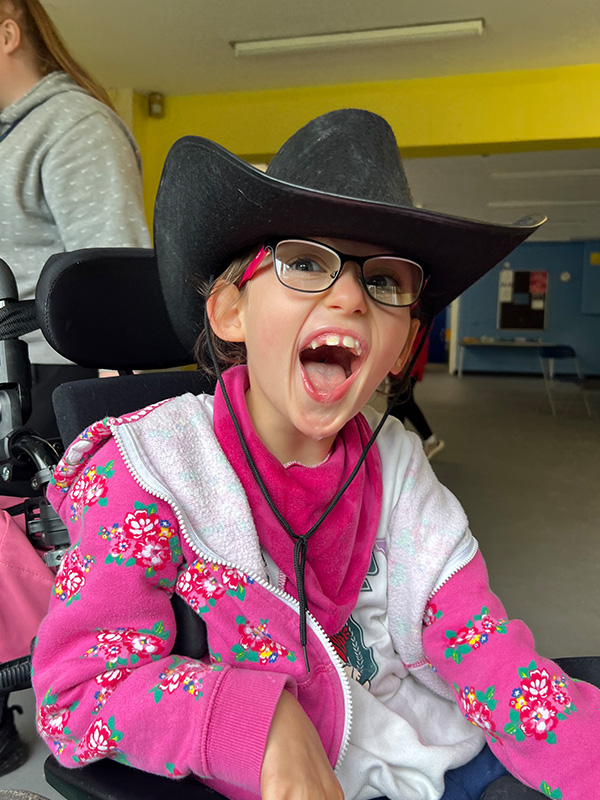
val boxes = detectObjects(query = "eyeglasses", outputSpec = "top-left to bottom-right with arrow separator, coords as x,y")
237,238 -> 425,308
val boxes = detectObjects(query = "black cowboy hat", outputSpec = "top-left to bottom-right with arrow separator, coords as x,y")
153,108 -> 545,354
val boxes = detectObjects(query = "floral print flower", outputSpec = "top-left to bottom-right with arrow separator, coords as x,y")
74,716 -> 127,764
69,462 -> 114,521
123,509 -> 161,539
101,503 -> 181,578
176,559 -> 227,612
222,568 -> 252,599
504,660 -> 577,744
444,606 -> 508,664
83,623 -> 170,668
92,668 -> 132,714
454,683 -> 498,741
423,601 -> 443,628
519,699 -> 558,740
231,616 -> 296,665
53,545 -> 95,605
150,656 -> 216,703
521,668 -> 551,702
38,703 -> 72,739
36,689 -> 80,754
131,536 -> 171,571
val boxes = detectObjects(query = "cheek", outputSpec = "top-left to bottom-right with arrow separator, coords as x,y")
378,316 -> 413,369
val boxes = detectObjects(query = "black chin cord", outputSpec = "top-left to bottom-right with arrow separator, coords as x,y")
203,303 -> 397,671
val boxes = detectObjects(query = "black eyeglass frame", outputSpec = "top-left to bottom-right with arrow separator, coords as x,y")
265,237 -> 426,308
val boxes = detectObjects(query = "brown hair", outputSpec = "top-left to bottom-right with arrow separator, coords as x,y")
0,0 -> 115,110
193,244 -> 263,377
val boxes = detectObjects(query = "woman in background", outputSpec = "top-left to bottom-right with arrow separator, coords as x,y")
0,0 -> 150,775
0,0 -> 150,440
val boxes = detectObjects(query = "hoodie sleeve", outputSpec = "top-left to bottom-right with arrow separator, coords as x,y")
33,436 -> 293,794
422,550 -> 600,798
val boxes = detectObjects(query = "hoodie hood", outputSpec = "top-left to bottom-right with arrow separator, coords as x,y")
0,71 -> 88,130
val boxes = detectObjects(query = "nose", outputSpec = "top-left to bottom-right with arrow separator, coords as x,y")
324,261 -> 368,314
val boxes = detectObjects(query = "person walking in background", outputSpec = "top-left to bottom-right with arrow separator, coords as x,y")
0,0 -> 150,440
387,326 -> 445,459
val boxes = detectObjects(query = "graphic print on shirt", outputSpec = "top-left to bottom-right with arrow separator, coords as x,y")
504,661 -> 577,745
330,615 -> 378,688
360,550 -> 381,592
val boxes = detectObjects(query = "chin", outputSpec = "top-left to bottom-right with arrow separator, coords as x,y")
296,405 -> 357,443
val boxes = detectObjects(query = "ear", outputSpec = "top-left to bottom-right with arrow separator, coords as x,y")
0,19 -> 22,55
389,317 -> 421,376
206,281 -> 246,343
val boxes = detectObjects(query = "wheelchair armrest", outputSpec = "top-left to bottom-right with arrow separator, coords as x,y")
44,755 -> 226,800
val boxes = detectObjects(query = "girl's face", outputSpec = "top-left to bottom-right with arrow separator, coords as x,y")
210,237 -> 419,465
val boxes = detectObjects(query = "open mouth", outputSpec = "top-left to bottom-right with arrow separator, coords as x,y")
299,333 -> 364,395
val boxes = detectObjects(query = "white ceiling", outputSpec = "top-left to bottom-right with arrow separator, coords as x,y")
404,149 -> 600,242
47,0 -> 600,241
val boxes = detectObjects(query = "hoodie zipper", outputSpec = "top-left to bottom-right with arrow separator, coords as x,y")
111,423 -> 353,770
428,532 -> 479,601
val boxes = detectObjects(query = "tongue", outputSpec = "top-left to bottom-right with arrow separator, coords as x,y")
304,361 -> 347,392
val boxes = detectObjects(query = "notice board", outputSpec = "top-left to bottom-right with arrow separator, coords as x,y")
498,269 -> 547,330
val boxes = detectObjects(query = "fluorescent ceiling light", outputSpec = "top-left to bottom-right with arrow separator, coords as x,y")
232,19 -> 484,57
488,200 -> 600,208
492,169 -> 600,180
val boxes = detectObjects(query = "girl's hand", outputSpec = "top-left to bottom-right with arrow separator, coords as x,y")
261,690 -> 344,800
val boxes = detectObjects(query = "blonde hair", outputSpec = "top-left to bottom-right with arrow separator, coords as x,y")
0,0 -> 115,110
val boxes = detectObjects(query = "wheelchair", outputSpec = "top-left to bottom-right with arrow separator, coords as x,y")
1,246 -> 599,800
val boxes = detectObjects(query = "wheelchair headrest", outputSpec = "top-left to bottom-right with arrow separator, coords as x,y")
36,248 -> 193,370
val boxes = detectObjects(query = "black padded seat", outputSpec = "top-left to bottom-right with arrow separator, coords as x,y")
44,756 -> 226,800
36,248 -> 192,371
53,370 -> 214,447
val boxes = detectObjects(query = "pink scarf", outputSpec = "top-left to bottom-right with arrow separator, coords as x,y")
213,366 -> 383,635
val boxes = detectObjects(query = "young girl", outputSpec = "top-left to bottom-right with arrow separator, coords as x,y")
32,110 -> 599,800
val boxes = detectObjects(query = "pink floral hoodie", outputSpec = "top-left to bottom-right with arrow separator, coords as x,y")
32,394 -> 600,800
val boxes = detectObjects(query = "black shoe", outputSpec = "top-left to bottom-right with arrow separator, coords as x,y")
0,694 -> 29,776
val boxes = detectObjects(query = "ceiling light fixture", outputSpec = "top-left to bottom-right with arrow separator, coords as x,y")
231,19 -> 484,57
488,200 -> 600,208
491,169 -> 600,180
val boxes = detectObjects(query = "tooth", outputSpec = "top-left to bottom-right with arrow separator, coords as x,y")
356,344 -> 362,356
310,340 -> 319,349
342,336 -> 355,349
326,335 -> 340,346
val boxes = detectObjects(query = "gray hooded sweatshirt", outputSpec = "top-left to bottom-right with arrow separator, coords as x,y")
0,71 -> 151,363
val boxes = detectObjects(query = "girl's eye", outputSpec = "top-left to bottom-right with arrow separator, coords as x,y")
365,273 -> 402,289
287,258 -> 327,273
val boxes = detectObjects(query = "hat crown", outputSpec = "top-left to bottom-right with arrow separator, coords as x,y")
266,109 -> 414,207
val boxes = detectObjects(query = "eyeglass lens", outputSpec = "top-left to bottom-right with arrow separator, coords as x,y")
273,240 -> 423,307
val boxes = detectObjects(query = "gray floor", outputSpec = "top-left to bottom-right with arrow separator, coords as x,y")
2,368 -> 599,798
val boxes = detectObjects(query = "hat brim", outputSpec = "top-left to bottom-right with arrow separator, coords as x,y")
154,136 -> 545,354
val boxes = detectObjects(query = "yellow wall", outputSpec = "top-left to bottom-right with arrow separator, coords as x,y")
132,63 -> 600,231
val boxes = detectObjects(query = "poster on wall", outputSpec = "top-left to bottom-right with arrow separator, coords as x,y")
497,269 -> 547,330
